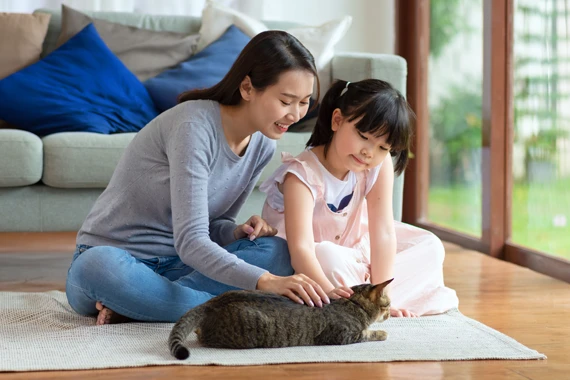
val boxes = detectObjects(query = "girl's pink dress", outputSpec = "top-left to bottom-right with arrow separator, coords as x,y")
260,151 -> 459,315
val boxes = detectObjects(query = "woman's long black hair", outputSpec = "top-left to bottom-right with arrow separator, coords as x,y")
179,29 -> 319,106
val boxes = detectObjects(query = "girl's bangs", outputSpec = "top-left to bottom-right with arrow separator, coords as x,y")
351,100 -> 410,152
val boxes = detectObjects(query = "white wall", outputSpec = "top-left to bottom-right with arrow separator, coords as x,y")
0,0 -> 395,54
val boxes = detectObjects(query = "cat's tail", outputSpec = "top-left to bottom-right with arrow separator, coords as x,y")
169,304 -> 208,360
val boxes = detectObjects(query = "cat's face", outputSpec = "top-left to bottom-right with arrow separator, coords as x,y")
350,279 -> 393,322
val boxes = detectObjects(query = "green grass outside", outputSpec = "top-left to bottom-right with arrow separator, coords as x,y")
428,178 -> 570,260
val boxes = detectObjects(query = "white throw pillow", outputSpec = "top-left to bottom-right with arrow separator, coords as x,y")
197,0 -> 352,98
198,1 -> 267,52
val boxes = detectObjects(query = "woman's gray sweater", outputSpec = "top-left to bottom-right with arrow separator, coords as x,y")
77,100 -> 276,290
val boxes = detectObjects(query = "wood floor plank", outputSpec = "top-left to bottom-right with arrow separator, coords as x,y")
0,232 -> 76,254
0,233 -> 567,380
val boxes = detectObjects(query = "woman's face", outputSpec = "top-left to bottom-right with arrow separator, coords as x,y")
248,69 -> 315,140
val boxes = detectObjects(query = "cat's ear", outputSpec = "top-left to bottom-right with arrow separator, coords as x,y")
373,278 -> 394,295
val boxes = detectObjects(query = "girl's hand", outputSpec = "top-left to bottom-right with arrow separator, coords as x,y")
390,307 -> 418,318
234,215 -> 277,241
256,272 -> 330,307
327,286 -> 354,300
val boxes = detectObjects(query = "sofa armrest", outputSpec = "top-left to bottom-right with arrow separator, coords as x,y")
331,52 -> 407,96
331,52 -> 408,222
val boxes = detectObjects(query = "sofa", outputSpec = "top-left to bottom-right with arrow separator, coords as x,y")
0,9 -> 407,232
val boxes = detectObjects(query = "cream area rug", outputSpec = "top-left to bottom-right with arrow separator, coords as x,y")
1,291 -> 545,372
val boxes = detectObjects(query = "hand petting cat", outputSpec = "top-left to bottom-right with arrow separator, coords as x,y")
234,215 -> 277,241
327,286 -> 354,299
256,272 -> 330,307
325,288 -> 418,317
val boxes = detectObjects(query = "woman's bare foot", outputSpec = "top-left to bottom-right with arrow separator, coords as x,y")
95,301 -> 133,325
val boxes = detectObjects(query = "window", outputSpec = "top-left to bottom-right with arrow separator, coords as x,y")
396,0 -> 570,282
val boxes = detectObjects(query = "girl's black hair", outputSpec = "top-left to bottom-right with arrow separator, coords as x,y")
306,79 -> 415,175
178,30 -> 319,106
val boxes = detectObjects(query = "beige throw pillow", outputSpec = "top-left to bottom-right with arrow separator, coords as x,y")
0,12 -> 50,79
0,12 -> 51,129
56,5 -> 200,81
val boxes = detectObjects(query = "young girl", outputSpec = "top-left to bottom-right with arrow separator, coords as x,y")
66,30 -> 332,325
260,79 -> 459,317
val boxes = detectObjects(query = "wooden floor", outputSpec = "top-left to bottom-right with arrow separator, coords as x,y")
0,232 -> 568,380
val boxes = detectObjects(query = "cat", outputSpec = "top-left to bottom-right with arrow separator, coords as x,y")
169,278 -> 393,360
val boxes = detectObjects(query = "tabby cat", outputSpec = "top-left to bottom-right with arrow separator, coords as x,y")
169,278 -> 393,360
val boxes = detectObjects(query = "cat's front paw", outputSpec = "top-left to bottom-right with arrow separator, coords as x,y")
374,330 -> 388,341
363,329 -> 388,341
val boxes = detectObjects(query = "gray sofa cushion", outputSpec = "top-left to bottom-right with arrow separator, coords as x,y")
56,5 -> 200,81
0,129 -> 42,187
35,8 -> 300,58
36,9 -> 202,58
41,131 -> 312,189
42,132 -> 136,188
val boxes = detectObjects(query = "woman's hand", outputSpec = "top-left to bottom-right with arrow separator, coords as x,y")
234,215 -> 277,241
256,272 -> 330,307
390,307 -> 418,318
327,286 -> 354,300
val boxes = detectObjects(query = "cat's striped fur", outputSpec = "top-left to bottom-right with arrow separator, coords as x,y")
169,279 -> 392,360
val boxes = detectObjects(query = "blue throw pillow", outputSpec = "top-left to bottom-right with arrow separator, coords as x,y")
0,24 -> 159,136
144,25 -> 250,113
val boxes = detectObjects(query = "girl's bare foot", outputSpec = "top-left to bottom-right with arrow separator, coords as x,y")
95,301 -> 133,325
390,307 -> 419,318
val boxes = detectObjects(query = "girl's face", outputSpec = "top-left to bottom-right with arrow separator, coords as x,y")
330,109 -> 392,173
246,69 -> 315,139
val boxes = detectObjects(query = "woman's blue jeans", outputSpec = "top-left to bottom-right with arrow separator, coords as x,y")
65,237 -> 293,322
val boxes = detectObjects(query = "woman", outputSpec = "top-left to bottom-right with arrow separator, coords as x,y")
66,30 -> 330,325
